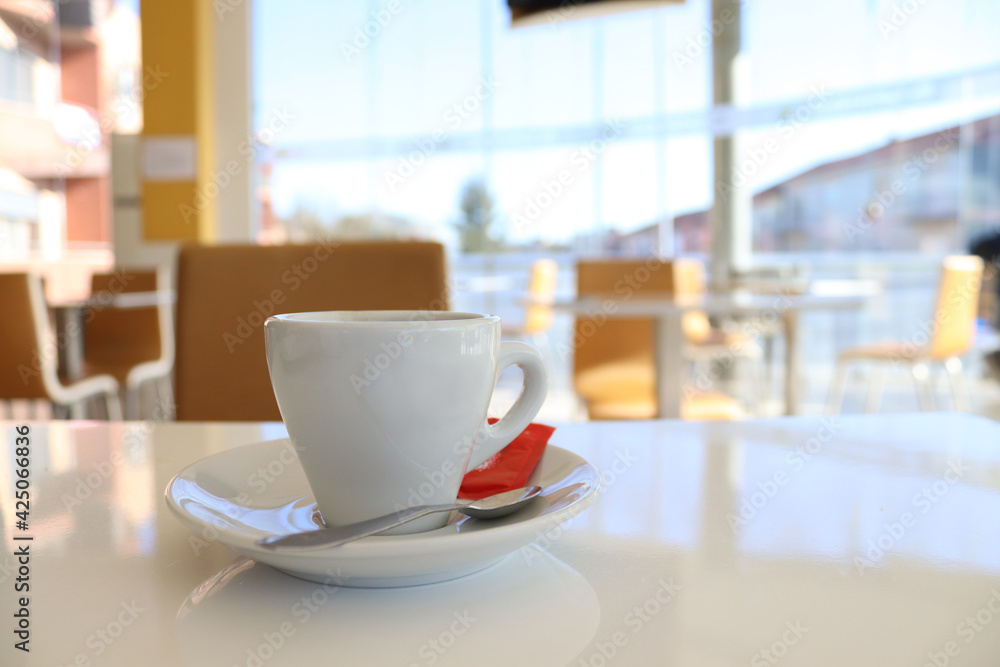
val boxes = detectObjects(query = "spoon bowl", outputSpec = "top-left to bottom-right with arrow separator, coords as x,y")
459,486 -> 543,520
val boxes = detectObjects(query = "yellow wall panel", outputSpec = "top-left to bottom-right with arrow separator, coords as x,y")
141,0 -> 215,240
142,181 -> 200,241
195,0 -> 217,242
140,0 -> 197,136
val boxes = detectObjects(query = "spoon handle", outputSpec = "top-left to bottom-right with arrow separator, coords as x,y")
256,502 -> 460,550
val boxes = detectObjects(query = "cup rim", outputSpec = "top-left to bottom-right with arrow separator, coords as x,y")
266,310 -> 500,327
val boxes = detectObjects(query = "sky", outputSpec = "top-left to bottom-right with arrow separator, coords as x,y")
252,0 -> 1000,243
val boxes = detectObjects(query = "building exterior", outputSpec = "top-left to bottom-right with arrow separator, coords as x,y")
601,113 -> 1000,258
754,115 -> 1000,255
0,0 -> 139,297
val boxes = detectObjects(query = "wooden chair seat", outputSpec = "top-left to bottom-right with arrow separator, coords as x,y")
837,341 -> 926,362
576,358 -> 742,420
72,358 -> 148,385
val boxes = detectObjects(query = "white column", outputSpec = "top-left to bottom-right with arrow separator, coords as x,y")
709,0 -> 750,283
212,0 -> 255,241
38,188 -> 64,261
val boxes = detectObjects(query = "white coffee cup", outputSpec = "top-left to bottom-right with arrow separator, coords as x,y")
264,311 -> 548,534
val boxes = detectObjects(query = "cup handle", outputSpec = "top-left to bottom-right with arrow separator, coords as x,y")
466,341 -> 549,471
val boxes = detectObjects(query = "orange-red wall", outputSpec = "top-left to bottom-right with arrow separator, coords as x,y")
61,42 -> 109,245
65,177 -> 109,243
61,45 -> 101,110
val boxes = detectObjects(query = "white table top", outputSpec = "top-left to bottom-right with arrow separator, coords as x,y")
544,291 -> 867,317
3,414 -> 1000,666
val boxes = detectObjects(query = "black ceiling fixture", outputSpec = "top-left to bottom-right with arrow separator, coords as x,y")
508,0 -> 683,28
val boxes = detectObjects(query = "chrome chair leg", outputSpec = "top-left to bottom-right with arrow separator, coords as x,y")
864,363 -> 886,413
105,392 -> 123,421
944,357 -> 970,411
745,354 -> 766,416
911,363 -> 935,411
763,334 -> 775,386
155,376 -> 175,419
826,360 -> 849,415
125,386 -> 141,421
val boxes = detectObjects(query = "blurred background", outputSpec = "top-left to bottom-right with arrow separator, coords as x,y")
3,0 -> 1000,421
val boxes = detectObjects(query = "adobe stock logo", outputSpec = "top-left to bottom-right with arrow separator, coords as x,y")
340,0 -> 405,63
511,119 -> 625,234
383,78 -> 501,193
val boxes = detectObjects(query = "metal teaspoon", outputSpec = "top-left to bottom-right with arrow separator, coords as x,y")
256,486 -> 543,551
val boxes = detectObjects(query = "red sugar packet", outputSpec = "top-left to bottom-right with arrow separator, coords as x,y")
458,419 -> 556,500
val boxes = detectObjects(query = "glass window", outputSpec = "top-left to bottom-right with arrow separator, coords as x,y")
254,0 -> 1000,256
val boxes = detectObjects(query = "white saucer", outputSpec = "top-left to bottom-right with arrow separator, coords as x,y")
165,439 -> 601,587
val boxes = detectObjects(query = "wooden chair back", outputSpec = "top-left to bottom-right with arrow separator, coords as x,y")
83,270 -> 162,381
673,258 -> 712,343
573,259 -> 675,402
174,242 -> 448,421
521,258 -> 559,336
929,255 -> 984,359
0,273 -> 51,399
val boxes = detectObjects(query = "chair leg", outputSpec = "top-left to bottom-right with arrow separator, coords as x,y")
744,355 -> 765,415
155,376 -> 175,419
826,360 -> 850,415
125,386 -> 141,421
944,357 -> 970,412
911,363 -> 935,411
763,334 -> 775,386
69,401 -> 86,419
720,357 -> 735,397
104,392 -> 123,421
864,363 -> 886,413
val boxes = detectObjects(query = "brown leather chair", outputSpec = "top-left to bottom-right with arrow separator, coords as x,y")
573,259 -> 743,421
0,273 -> 121,419
82,267 -> 174,418
174,241 -> 449,421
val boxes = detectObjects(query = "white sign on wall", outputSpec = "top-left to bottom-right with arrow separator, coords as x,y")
143,136 -> 197,181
